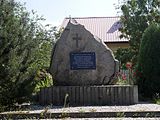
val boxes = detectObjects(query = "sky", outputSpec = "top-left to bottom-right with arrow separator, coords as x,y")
16,0 -> 120,27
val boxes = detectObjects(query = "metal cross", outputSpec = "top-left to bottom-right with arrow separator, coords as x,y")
72,33 -> 82,48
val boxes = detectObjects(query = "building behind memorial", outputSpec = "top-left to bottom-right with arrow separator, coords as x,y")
61,17 -> 129,51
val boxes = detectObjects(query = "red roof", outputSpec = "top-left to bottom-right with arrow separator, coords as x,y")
61,17 -> 128,43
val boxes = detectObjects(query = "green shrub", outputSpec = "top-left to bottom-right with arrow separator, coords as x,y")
34,69 -> 53,93
136,23 -> 160,98
115,48 -> 135,69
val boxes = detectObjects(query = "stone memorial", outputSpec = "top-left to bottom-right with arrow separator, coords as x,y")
38,19 -> 138,106
50,20 -> 119,85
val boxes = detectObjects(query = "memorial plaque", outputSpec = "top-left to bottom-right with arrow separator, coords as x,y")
70,52 -> 96,70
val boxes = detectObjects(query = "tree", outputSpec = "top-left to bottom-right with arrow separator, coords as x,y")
136,23 -> 160,98
116,0 -> 160,64
115,48 -> 134,69
0,0 -> 56,110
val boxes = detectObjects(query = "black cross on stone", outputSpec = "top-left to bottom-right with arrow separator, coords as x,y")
72,33 -> 82,48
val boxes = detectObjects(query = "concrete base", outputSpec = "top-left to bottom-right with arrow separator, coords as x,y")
39,85 -> 138,106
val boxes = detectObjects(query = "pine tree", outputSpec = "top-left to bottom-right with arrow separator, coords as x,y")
137,23 -> 160,98
0,0 -> 55,109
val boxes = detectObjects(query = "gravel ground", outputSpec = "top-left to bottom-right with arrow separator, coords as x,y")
23,102 -> 160,113
2,103 -> 159,114
1,102 -> 160,114
1,103 -> 160,119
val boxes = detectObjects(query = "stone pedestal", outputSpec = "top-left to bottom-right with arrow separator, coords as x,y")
39,85 -> 138,106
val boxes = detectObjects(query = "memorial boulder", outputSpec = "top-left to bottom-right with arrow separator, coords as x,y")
50,20 -> 119,85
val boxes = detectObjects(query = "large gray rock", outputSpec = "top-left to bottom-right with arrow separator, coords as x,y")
50,21 -> 119,86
